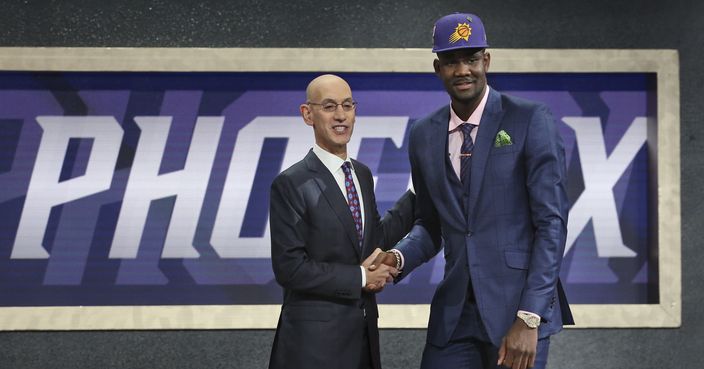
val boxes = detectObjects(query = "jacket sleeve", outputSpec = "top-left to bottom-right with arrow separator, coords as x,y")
520,104 -> 570,319
393,122 -> 444,279
373,189 -> 416,251
269,174 -> 362,300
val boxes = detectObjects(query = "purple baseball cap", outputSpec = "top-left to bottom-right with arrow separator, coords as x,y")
432,13 -> 489,53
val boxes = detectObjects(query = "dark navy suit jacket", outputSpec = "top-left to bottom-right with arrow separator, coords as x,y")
396,88 -> 574,348
269,150 -> 415,369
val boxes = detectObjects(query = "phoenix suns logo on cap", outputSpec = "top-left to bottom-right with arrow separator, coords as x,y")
449,22 -> 471,43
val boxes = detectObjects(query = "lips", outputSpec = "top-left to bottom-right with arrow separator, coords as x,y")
332,125 -> 349,133
453,78 -> 475,90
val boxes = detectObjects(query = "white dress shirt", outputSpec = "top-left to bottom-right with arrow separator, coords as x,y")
311,144 -> 368,287
447,85 -> 490,178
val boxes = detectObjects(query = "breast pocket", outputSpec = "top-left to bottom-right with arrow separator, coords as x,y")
488,147 -> 517,182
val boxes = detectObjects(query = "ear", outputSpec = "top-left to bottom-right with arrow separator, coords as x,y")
300,104 -> 314,127
433,59 -> 441,74
483,52 -> 491,72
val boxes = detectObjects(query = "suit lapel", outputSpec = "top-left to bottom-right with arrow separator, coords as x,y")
467,89 -> 505,225
354,159 -> 374,258
305,151 -> 361,259
424,107 -> 466,231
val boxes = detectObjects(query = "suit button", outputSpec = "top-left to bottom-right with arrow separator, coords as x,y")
466,232 -> 472,237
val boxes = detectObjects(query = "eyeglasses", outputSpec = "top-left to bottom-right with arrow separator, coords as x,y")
306,100 -> 357,112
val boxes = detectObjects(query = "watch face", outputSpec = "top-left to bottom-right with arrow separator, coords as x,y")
519,313 -> 540,328
527,316 -> 540,328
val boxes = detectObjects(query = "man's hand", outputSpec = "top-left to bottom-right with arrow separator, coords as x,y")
497,318 -> 539,369
368,251 -> 397,271
362,248 -> 383,269
362,248 -> 398,292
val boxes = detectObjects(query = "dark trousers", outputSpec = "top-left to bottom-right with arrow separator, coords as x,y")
420,301 -> 550,369
359,321 -> 373,369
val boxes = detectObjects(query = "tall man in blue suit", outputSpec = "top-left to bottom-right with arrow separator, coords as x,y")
374,12 -> 574,369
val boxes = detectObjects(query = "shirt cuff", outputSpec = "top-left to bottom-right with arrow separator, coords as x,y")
360,265 -> 366,287
517,310 -> 540,320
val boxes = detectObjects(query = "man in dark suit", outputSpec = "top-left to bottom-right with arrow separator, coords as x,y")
373,12 -> 573,369
268,74 -> 415,369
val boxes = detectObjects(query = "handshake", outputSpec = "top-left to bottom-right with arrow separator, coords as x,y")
361,248 -> 402,293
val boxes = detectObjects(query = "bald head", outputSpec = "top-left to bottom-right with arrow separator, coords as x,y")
300,74 -> 356,159
305,74 -> 352,102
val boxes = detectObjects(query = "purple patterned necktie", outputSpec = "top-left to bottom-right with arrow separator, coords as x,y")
341,162 -> 363,249
458,123 -> 477,186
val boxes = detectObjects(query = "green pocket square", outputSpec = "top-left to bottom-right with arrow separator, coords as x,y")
494,130 -> 513,147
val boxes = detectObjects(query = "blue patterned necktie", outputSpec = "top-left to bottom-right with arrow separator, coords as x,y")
341,162 -> 363,249
458,123 -> 477,186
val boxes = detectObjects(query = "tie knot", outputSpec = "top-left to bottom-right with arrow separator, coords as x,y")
341,161 -> 352,174
458,123 -> 477,136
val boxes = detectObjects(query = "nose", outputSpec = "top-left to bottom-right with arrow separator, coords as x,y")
454,62 -> 472,76
333,105 -> 347,121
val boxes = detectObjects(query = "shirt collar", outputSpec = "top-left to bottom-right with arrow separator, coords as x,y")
448,85 -> 491,132
312,143 -> 351,173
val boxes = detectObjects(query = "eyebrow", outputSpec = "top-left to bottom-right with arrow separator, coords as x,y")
319,98 -> 354,103
440,50 -> 484,59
